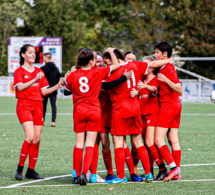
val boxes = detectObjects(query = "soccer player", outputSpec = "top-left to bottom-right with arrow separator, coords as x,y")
134,56 -> 168,180
14,44 -> 64,180
64,48 -> 119,185
154,41 -> 182,181
103,49 -> 174,184
124,50 -> 136,62
96,51 -> 104,67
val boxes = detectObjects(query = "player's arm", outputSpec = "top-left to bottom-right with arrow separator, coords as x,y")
102,69 -> 132,90
137,80 -> 156,93
42,78 -> 65,96
64,89 -> 72,96
106,48 -> 119,71
16,72 -> 44,92
149,57 -> 174,68
157,73 -> 182,94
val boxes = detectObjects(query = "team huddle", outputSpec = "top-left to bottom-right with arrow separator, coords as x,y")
14,41 -> 182,186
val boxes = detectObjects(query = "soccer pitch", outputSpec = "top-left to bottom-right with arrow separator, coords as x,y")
0,97 -> 215,194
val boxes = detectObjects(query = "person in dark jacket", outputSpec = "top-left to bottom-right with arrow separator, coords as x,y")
41,52 -> 60,127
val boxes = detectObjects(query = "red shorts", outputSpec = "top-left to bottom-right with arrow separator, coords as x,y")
156,102 -> 182,128
111,115 -> 142,136
16,99 -> 44,125
142,112 -> 158,130
74,110 -> 101,133
99,126 -> 110,134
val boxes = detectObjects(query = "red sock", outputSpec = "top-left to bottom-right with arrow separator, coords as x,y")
75,148 -> 83,177
124,146 -> 135,175
102,150 -> 114,175
131,148 -> 139,166
90,144 -> 99,174
82,147 -> 94,175
19,140 -> 31,167
149,151 -> 155,168
172,150 -> 181,168
28,143 -> 40,169
73,145 -> 76,171
148,145 -> 164,166
159,145 -> 176,168
114,147 -> 125,179
137,146 -> 151,175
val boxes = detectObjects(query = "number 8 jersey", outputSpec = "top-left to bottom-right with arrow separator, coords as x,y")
65,66 -> 111,112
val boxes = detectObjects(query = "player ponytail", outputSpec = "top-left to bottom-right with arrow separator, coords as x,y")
19,44 -> 34,65
76,49 -> 94,69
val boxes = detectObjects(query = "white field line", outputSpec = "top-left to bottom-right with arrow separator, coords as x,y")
1,163 -> 215,189
1,179 -> 215,189
1,113 -> 215,116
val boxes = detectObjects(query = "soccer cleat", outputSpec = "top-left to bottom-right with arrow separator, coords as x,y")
163,168 -> 181,182
51,122 -> 55,127
130,173 -> 143,182
25,168 -> 44,179
89,174 -> 97,183
96,174 -> 105,183
142,173 -> 153,182
72,169 -> 77,178
73,177 -> 79,184
105,174 -> 115,181
172,173 -> 182,180
78,173 -> 87,185
154,168 -> 169,181
105,176 -> 128,184
134,165 -> 139,175
15,165 -> 23,180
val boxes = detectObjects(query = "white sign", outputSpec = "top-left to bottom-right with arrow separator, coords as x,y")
8,37 -> 62,73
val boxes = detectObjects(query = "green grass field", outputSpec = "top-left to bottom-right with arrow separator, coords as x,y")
0,97 -> 215,194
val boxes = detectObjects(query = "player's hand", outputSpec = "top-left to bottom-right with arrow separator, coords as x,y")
157,73 -> 167,83
169,57 -> 174,64
58,78 -> 66,88
137,80 -> 147,89
124,69 -> 133,79
105,47 -> 115,53
64,70 -> 71,78
35,72 -> 44,81
131,88 -> 138,97
71,66 -> 77,72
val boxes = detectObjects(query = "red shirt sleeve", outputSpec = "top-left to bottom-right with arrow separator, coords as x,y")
135,61 -> 149,75
166,65 -> 180,84
14,68 -> 23,88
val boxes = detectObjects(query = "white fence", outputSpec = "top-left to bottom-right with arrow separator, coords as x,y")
0,76 -> 213,102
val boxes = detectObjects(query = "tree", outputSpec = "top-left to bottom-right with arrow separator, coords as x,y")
0,0 -> 26,75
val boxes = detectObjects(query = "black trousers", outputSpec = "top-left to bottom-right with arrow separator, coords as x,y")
43,93 -> 57,123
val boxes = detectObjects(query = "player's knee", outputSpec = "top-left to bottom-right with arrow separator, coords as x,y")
102,142 -> 110,151
145,139 -> 154,148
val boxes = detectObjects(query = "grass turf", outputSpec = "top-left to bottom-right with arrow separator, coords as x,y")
0,97 -> 215,194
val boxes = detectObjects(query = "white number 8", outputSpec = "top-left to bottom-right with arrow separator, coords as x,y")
79,76 -> 89,93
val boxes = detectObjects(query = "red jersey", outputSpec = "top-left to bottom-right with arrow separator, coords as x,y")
65,66 -> 111,113
157,63 -> 180,103
99,89 -> 112,128
105,61 -> 149,118
14,66 -> 49,101
139,75 -> 159,115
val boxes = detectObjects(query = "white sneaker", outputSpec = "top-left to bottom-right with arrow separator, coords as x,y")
96,174 -> 105,183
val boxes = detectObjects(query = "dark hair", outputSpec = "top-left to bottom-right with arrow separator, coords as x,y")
43,52 -> 52,59
154,41 -> 172,58
96,51 -> 102,57
124,50 -> 136,57
19,44 -> 34,65
103,49 -> 124,61
76,49 -> 94,69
